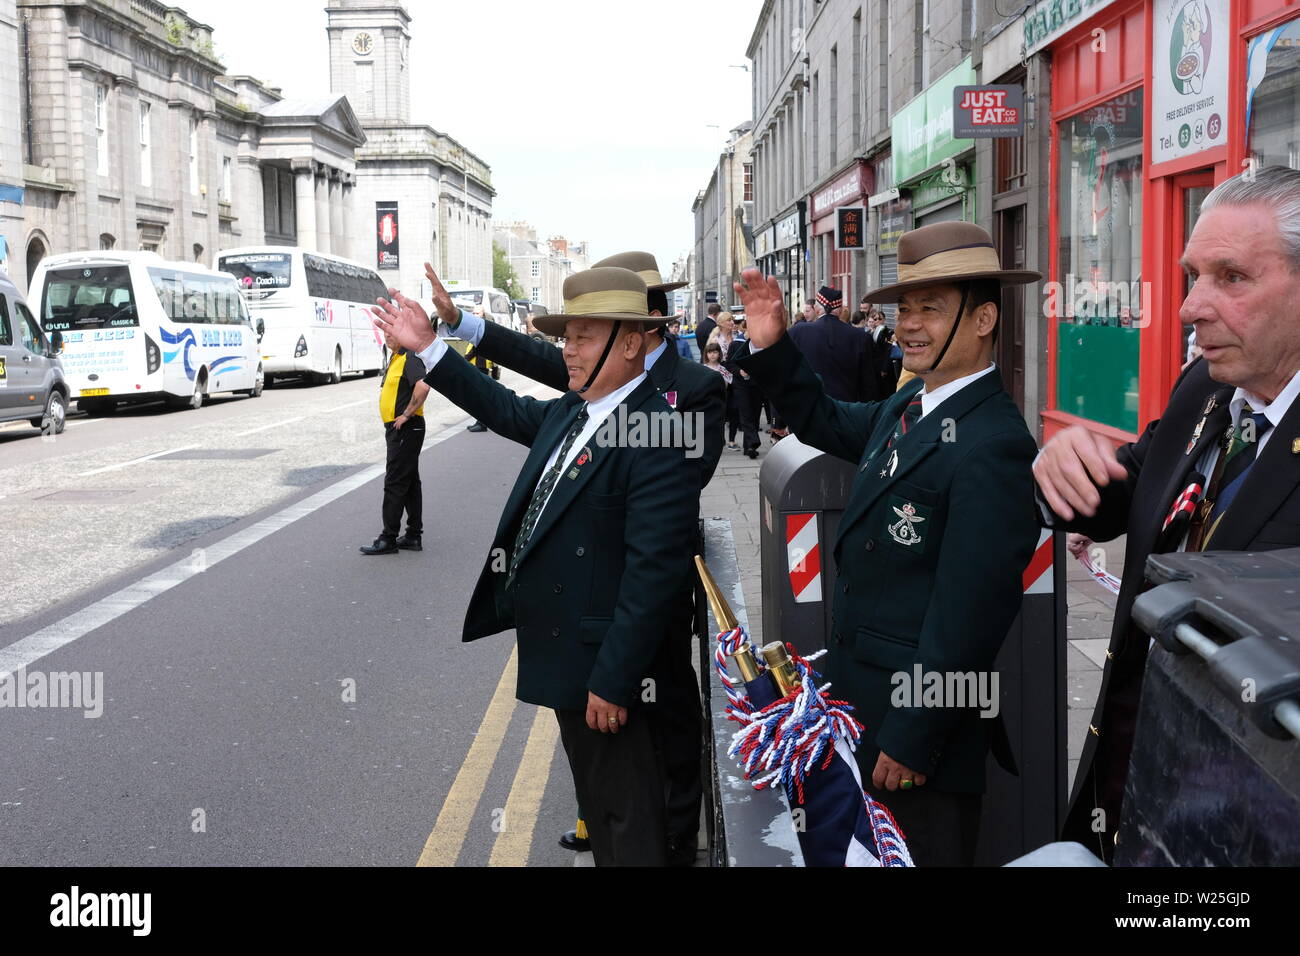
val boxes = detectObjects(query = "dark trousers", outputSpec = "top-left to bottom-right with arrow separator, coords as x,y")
647,601 -> 704,864
733,383 -> 761,453
382,420 -> 424,536
555,708 -> 669,866
862,780 -> 983,866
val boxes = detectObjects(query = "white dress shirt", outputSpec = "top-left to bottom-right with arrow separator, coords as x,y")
915,363 -> 997,420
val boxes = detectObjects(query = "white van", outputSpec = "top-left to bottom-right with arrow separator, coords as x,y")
216,247 -> 387,385
30,251 -> 264,413
443,284 -> 519,333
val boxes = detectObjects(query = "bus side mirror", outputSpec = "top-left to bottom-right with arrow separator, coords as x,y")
255,318 -> 265,341
50,331 -> 63,355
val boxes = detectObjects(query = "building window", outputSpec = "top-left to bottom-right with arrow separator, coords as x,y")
1055,89 -> 1145,433
189,118 -> 200,196
829,46 -> 838,166
920,0 -> 931,87
531,260 -> 539,277
744,163 -> 753,202
531,286 -> 540,303
193,243 -> 204,263
221,156 -> 232,202
95,84 -> 109,176
852,10 -> 862,149
1247,16 -> 1300,170
99,233 -> 116,250
139,101 -> 151,187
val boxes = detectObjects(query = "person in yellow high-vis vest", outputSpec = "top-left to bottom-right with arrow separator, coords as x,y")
361,328 -> 429,555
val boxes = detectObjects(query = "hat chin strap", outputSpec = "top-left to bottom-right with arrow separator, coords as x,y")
925,284 -> 970,375
578,321 -> 623,394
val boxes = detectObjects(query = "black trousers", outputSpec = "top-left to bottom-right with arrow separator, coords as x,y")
647,599 -> 704,864
555,708 -> 669,867
862,780 -> 983,866
732,383 -> 762,453
382,420 -> 424,536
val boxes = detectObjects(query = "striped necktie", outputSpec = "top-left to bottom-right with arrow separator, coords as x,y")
510,407 -> 588,577
1199,406 -> 1271,549
887,394 -> 924,450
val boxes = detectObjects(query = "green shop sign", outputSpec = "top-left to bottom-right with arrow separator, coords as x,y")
909,167 -> 968,210
892,58 -> 976,184
1022,0 -> 1118,57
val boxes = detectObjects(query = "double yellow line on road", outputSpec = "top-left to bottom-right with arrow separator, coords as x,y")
415,646 -> 561,867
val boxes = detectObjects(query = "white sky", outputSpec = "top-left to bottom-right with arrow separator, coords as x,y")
180,0 -> 763,274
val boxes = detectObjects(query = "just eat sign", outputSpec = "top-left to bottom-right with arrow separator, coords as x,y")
952,85 -> 1025,139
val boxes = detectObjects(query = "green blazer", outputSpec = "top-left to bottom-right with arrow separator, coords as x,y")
424,347 -> 698,711
741,334 -> 1040,794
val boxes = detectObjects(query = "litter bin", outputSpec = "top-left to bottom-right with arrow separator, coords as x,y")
1117,547 -> 1300,865
757,437 -> 1068,864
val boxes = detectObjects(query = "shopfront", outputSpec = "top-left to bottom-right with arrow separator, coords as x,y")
808,161 -> 871,305
892,60 -> 979,230
1042,0 -> 1300,443
757,204 -> 806,314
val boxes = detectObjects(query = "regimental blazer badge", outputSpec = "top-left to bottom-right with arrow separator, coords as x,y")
887,500 -> 926,548
664,390 -> 678,409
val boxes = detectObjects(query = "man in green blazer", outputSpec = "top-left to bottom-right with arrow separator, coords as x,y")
372,266 -> 698,866
734,222 -> 1042,865
429,251 -> 723,864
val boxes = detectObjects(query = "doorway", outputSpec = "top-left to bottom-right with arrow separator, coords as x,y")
995,204 -> 1027,412
1170,169 -> 1215,368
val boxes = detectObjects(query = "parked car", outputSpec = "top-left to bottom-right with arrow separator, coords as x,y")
0,269 -> 68,435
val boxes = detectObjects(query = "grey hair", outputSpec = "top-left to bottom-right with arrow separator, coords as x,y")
1200,165 -> 1300,269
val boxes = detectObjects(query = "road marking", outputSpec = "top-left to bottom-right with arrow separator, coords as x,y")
488,705 -> 560,867
0,419 -> 472,677
416,647 -> 518,867
323,398 -> 369,413
234,416 -> 304,438
76,444 -> 201,477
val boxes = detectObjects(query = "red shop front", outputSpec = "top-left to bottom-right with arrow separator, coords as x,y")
1043,0 -> 1300,444
808,160 -> 873,306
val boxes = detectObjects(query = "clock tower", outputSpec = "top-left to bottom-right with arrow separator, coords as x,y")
325,0 -> 411,124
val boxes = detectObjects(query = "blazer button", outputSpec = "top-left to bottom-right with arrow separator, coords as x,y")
551,627 -> 560,637
841,582 -> 849,594
553,584 -> 563,594
575,547 -> 585,557
864,538 -> 875,551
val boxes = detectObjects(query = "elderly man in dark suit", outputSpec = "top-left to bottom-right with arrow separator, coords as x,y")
426,251 -> 724,863
1034,165 -> 1300,863
787,285 -> 875,402
735,223 -> 1042,865
373,266 -> 698,867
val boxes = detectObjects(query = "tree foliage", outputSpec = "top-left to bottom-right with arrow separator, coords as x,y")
492,242 -> 526,300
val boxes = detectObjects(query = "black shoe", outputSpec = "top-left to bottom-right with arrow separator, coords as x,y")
745,448 -> 759,459
359,535 -> 399,555
558,828 -> 591,852
467,422 -> 488,432
396,534 -> 422,551
667,837 -> 698,868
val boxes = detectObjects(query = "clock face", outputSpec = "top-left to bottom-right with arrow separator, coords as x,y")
352,32 -> 374,56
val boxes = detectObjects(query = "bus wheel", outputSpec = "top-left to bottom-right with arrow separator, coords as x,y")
169,374 -> 206,410
242,366 -> 264,398
330,349 -> 342,385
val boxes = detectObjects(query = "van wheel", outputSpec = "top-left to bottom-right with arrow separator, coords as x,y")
31,392 -> 67,434
241,366 -> 264,398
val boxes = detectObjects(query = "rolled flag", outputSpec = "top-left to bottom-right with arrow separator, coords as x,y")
695,557 -> 914,868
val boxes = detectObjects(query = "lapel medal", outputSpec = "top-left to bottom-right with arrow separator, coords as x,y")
664,390 -> 677,409
568,446 -> 592,480
1185,397 -> 1216,456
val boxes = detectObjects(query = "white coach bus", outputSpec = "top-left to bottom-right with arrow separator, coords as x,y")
215,247 -> 387,386
31,251 -> 263,414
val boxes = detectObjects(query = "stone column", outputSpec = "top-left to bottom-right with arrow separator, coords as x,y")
315,166 -> 331,255
292,159 -> 317,252
340,176 -> 355,261
329,171 -> 345,260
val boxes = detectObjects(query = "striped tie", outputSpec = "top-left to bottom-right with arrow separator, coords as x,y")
1200,407 -> 1271,549
887,395 -> 924,450
510,407 -> 588,577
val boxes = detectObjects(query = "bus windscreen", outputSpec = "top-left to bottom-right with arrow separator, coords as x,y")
218,253 -> 293,298
41,266 -> 139,331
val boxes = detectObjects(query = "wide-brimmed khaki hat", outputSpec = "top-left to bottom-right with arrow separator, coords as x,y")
532,267 -> 659,336
591,251 -> 688,293
862,222 -> 1041,303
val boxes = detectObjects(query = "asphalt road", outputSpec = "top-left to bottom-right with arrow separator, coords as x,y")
0,371 -> 589,866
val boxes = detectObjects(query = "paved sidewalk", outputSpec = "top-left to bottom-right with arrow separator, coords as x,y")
699,432 -> 1119,792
